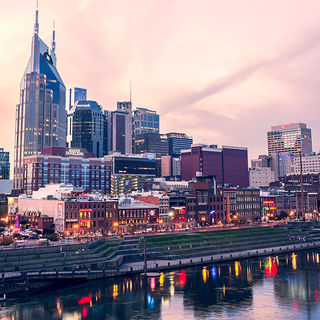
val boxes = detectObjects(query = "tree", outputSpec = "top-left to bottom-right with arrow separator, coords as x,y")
46,233 -> 60,242
0,236 -> 14,246
279,211 -> 288,220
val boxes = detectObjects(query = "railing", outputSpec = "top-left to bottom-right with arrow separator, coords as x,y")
2,240 -> 318,281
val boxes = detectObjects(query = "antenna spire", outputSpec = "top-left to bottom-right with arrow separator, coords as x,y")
34,0 -> 39,34
130,80 -> 132,103
52,21 -> 56,53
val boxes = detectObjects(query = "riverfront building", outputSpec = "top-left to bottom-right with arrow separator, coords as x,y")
134,191 -> 170,223
14,8 -> 66,191
236,188 -> 261,222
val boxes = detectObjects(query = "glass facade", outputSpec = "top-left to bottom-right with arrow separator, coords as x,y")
0,148 -> 10,180
267,123 -> 312,155
113,157 -> 156,175
14,10 -> 66,190
112,102 -> 132,155
73,87 -> 87,103
134,133 -> 169,157
167,132 -> 193,157
23,155 -> 111,194
67,101 -> 107,157
133,107 -> 160,136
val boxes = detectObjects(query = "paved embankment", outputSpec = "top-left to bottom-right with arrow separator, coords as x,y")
2,239 -> 319,285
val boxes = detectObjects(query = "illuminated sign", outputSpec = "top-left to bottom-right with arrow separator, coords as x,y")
79,209 -> 92,212
65,148 -> 84,157
262,200 -> 275,205
77,104 -> 91,108
168,133 -> 187,138
269,207 -> 277,210
149,209 -> 155,216
78,294 -> 92,305
178,209 -> 186,214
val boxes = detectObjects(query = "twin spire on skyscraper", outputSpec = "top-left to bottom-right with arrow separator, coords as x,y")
31,1 -> 57,70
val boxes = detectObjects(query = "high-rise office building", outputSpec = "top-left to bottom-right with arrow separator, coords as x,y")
181,144 -> 249,187
167,132 -> 193,157
267,123 -> 312,156
73,87 -> 87,103
133,107 -> 160,136
0,148 -> 10,180
112,102 -> 132,154
69,87 -> 87,107
105,153 -> 156,196
14,8 -> 66,190
103,110 -> 113,155
67,100 -> 108,157
134,133 -> 169,157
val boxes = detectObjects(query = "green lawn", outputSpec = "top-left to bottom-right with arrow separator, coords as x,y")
144,227 -> 292,248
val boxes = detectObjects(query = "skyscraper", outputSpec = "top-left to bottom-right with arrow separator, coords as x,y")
69,87 -> 87,107
167,132 -> 193,157
181,144 -> 249,187
67,100 -> 107,157
133,107 -> 160,136
112,101 -> 132,154
134,133 -> 169,157
14,8 -> 66,190
267,123 -> 312,155
0,148 -> 10,180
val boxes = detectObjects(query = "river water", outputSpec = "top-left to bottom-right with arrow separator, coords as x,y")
1,250 -> 320,319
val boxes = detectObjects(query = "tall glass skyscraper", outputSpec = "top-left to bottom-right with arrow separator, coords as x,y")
0,148 -> 10,180
69,87 -> 87,107
133,107 -> 159,136
14,8 -> 66,190
112,102 -> 132,154
67,100 -> 107,158
267,123 -> 312,156
167,132 -> 193,157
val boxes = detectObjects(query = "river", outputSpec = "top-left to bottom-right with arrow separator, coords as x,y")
1,250 -> 320,319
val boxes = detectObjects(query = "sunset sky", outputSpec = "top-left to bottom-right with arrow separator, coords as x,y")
1,0 -> 320,169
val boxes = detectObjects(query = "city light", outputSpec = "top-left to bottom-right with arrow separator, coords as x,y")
291,253 -> 297,270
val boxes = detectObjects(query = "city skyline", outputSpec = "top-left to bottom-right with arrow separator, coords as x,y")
2,0 -> 320,171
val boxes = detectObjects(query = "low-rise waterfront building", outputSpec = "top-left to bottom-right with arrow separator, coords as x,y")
236,188 -> 261,222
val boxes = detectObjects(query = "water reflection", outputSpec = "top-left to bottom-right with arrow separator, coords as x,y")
3,250 -> 320,319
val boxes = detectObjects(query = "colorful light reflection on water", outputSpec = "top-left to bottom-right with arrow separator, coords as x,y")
2,250 -> 320,319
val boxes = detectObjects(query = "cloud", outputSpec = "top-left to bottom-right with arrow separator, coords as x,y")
161,29 -> 320,114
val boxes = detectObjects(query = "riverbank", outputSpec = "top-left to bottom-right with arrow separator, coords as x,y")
1,224 -> 320,296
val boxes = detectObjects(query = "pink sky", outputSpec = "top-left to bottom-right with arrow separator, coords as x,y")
1,0 -> 320,170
